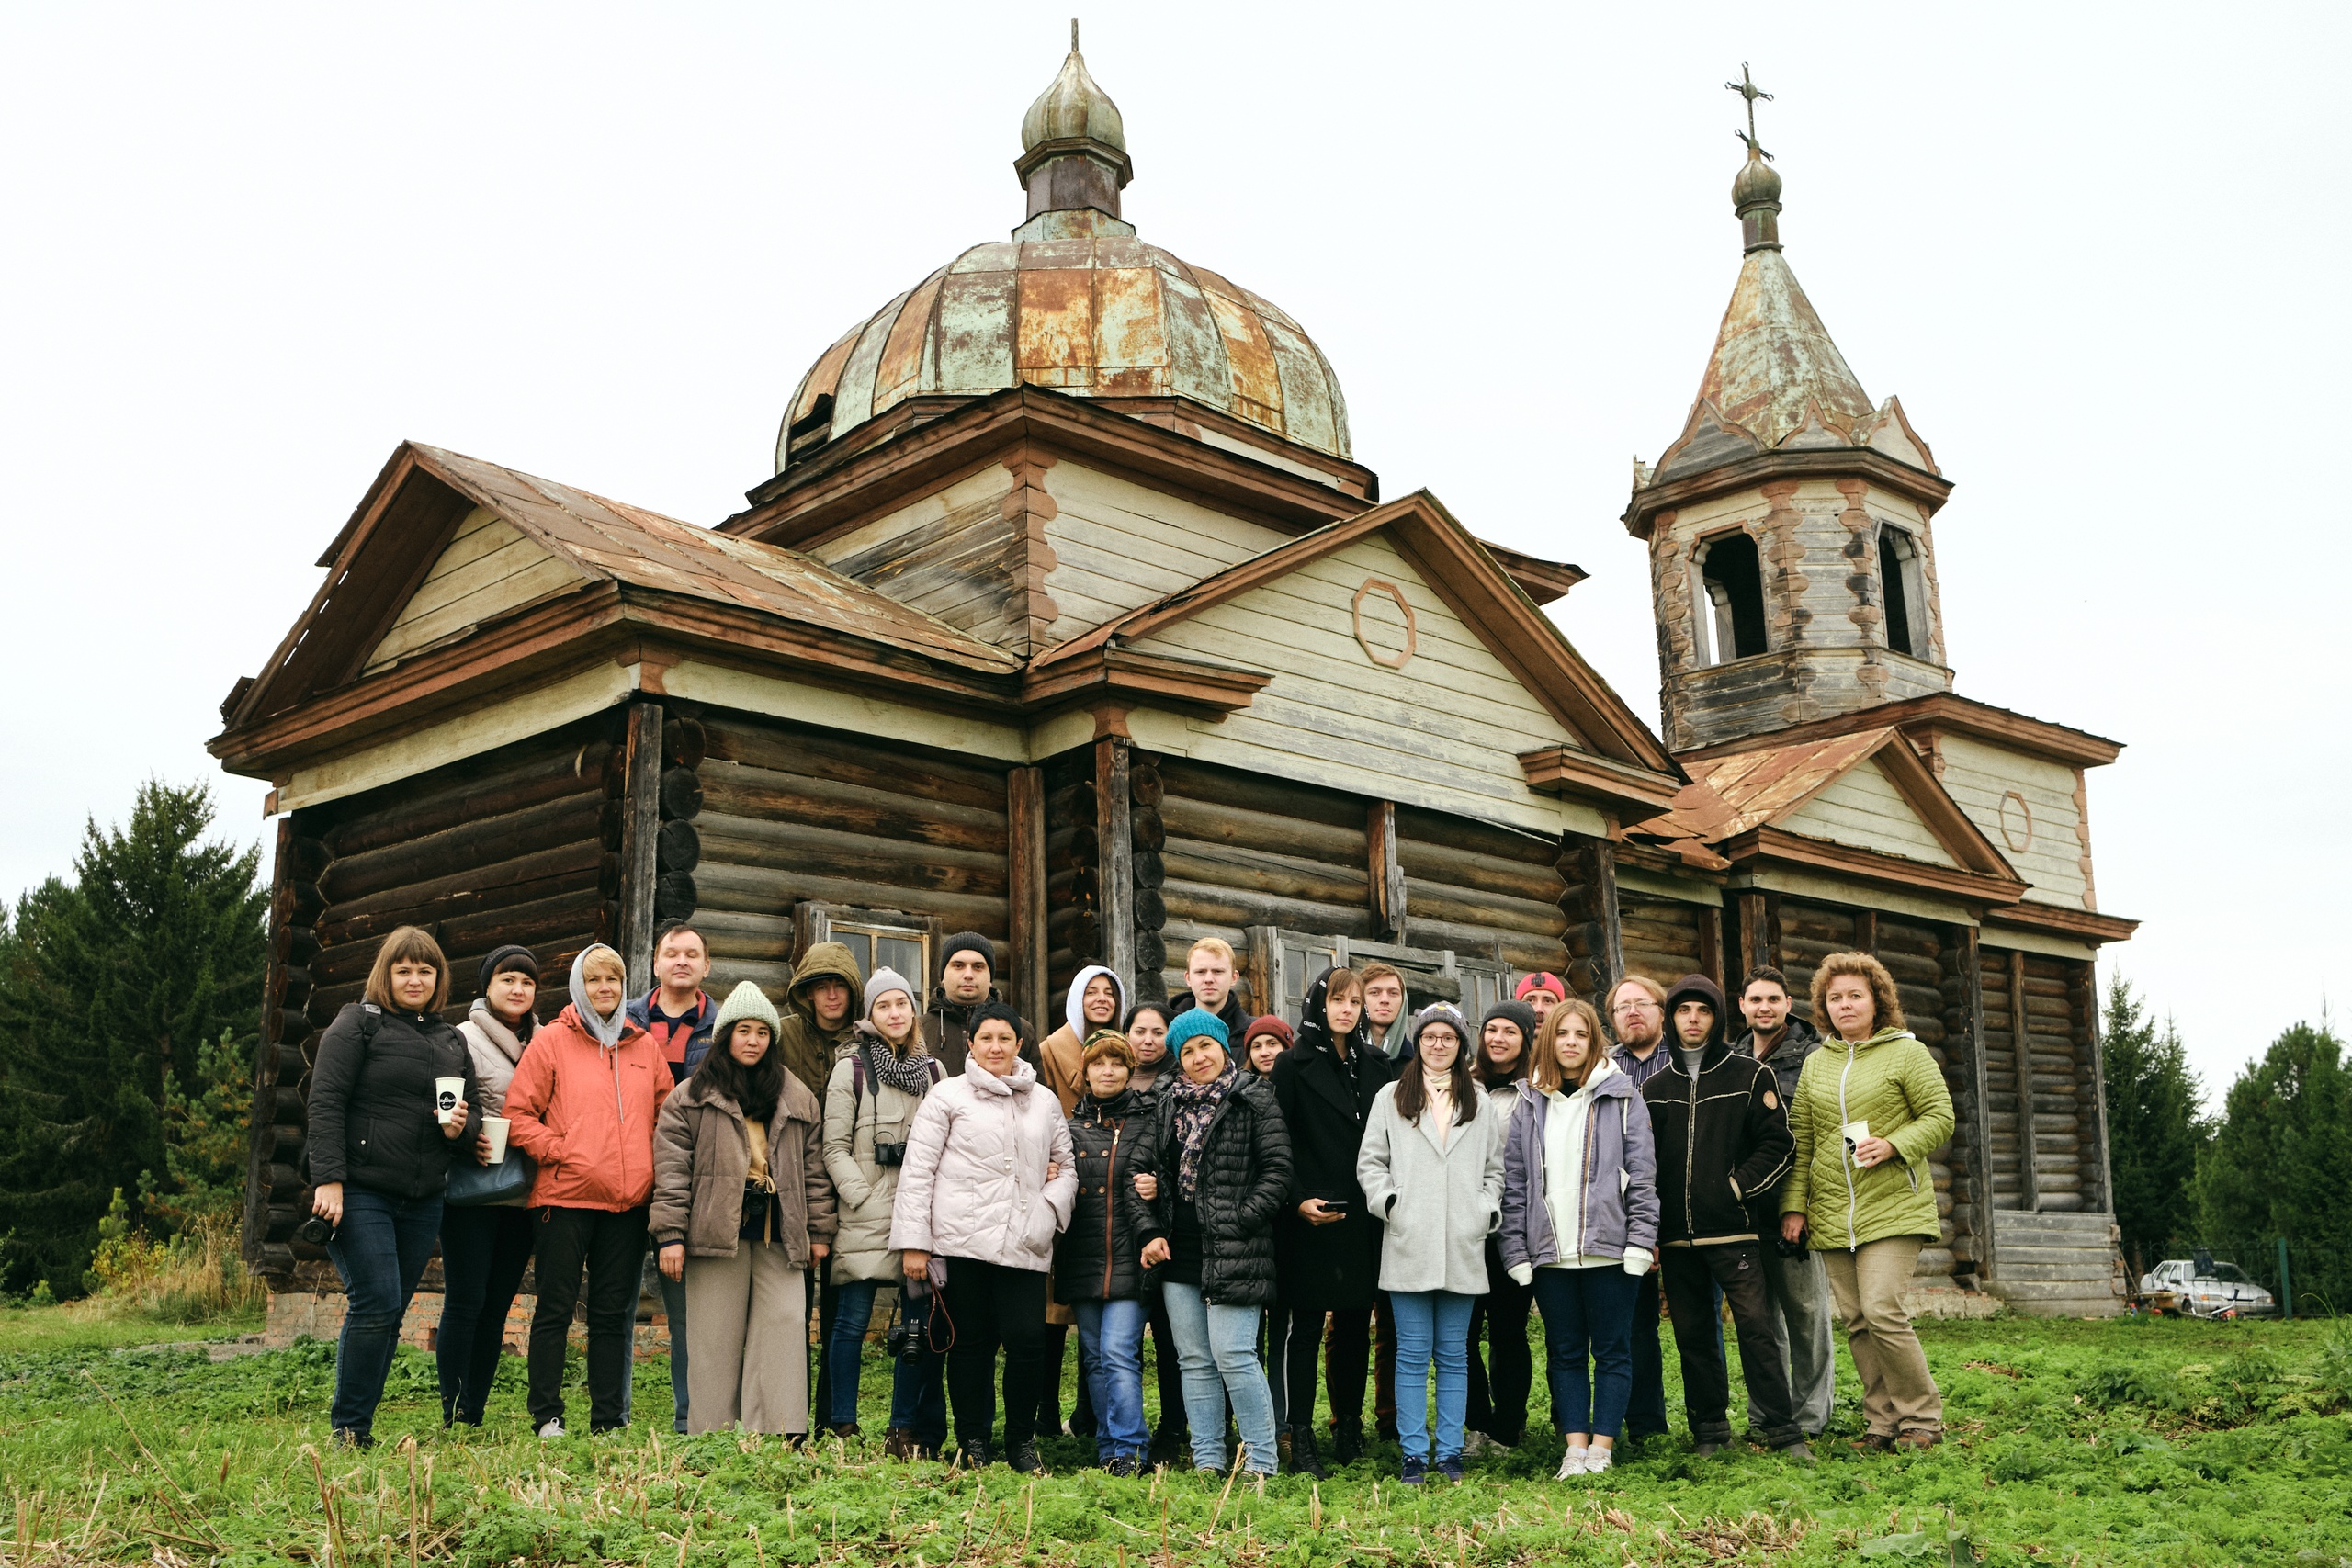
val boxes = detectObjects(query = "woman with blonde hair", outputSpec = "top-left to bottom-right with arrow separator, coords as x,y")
306,925 -> 480,1447
1780,952 -> 1953,1451
506,942 -> 673,1437
1498,998 -> 1656,1477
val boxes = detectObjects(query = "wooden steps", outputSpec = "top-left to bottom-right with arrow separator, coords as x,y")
1984,1211 -> 2125,1316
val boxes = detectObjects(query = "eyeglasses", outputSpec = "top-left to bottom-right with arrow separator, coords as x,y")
1611,1000 -> 1660,1015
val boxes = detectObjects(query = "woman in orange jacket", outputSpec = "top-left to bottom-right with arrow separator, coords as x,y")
505,942 -> 673,1437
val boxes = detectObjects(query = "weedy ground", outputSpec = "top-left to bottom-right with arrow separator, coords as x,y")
2,1301 -> 2349,1566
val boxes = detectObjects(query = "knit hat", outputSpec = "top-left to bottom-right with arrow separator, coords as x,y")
1240,1015 -> 1293,1050
478,943 -> 539,993
939,931 -> 995,978
712,978 -> 783,1043
1405,1003 -> 1470,1060
865,967 -> 915,1019
1480,999 -> 1538,1044
1661,973 -> 1728,1049
1514,972 -> 1566,1003
1164,1007 -> 1229,1054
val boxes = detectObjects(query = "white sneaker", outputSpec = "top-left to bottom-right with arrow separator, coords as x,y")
1555,1446 -> 1588,1478
537,1419 -> 566,1439
1584,1447 -> 1614,1475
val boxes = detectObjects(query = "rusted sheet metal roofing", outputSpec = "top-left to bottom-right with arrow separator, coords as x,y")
1647,170 -> 1939,487
409,445 -> 1022,674
1633,728 -> 1894,843
778,236 -> 1351,471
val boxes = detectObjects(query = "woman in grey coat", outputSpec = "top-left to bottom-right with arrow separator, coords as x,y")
1498,998 -> 1658,1478
1356,1005 -> 1505,1484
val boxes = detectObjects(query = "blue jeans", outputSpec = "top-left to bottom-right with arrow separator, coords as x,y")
1160,1283 -> 1279,1473
1075,1298 -> 1149,1461
1532,1265 -> 1639,1438
829,1278 -> 947,1435
1389,1289 -> 1476,1463
327,1187 -> 444,1442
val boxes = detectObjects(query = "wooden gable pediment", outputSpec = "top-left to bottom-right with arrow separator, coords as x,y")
1028,490 -> 1679,825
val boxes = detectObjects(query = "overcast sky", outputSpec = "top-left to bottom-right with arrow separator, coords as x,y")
4,3 -> 2342,1104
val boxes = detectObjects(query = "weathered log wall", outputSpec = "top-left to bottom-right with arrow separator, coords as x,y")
1981,945 -> 2102,1213
1617,895 -> 1709,992
1153,756 -> 1360,1004
249,715 -> 623,1282
1394,806 -> 1568,976
691,708 -> 1012,997
1041,741 -> 1164,1011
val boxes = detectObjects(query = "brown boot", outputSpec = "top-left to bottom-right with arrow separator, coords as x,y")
1892,1429 -> 1941,1451
883,1427 -> 917,1460
1851,1432 -> 1894,1453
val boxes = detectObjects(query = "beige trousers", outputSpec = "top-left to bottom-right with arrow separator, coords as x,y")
1820,1236 -> 1942,1435
684,1244 -> 808,1436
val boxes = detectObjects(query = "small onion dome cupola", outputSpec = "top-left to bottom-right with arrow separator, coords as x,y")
1641,146 -> 1939,488
775,23 -> 1351,476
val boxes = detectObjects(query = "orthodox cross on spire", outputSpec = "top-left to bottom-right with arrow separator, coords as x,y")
1071,17 -> 1080,51
1726,62 -> 1773,162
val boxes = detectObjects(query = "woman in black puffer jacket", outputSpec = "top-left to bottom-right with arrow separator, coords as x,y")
1055,1030 -> 1157,1473
305,926 -> 482,1448
1136,1010 -> 1293,1476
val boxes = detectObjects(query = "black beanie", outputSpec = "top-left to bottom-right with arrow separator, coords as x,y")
1480,998 -> 1539,1044
939,931 -> 996,978
478,944 -> 541,993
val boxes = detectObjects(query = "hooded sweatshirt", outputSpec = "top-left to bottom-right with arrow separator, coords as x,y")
505,945 -> 673,1210
773,942 -> 864,1110
1039,964 -> 1125,1115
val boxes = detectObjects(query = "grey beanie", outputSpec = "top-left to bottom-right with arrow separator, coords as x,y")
711,979 -> 783,1042
865,967 -> 915,1019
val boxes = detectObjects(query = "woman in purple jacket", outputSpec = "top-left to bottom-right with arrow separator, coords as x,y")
1498,998 -> 1658,1479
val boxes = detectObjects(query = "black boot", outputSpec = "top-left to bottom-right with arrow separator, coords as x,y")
959,1438 -> 996,1469
1331,1420 -> 1366,1465
1006,1439 -> 1047,1476
1149,1422 -> 1188,1468
1287,1425 -> 1329,1479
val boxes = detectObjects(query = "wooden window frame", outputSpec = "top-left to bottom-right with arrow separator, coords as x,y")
1244,927 -> 1508,1054
793,902 -> 943,998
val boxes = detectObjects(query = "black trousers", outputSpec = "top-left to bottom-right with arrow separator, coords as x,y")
1659,1241 -> 1800,1447
435,1204 -> 535,1425
1373,1291 -> 1397,1429
1148,1293 -> 1185,1433
940,1257 -> 1049,1449
1464,1265 -> 1535,1444
527,1205 -> 648,1431
1626,1269 -> 1669,1438
1285,1306 -> 1372,1433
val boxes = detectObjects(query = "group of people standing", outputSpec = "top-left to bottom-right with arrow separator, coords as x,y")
307,919 -> 1952,1480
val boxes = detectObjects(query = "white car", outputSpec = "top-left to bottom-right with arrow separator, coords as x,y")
2139,1258 -> 2279,1318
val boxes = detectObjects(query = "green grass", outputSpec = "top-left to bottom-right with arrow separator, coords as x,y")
0,1297 -> 260,1356
2,1306 -> 2349,1565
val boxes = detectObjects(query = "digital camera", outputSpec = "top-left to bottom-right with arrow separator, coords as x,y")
871,1139 -> 908,1167
886,1310 -> 922,1364
297,1213 -> 337,1247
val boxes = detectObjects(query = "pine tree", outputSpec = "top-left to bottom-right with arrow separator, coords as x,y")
2194,1018 -> 2352,1312
2098,975 -> 2208,1276
0,782 -> 266,1293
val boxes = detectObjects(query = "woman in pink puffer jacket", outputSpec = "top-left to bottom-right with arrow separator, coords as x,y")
889,1003 -> 1077,1473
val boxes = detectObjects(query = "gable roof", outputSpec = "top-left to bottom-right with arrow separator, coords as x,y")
1633,727 -> 2018,882
225,442 -> 1019,732
1029,489 -> 1678,779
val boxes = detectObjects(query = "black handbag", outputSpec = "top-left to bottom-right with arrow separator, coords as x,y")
443,1145 -> 535,1206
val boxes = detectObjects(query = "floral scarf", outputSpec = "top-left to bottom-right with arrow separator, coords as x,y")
1166,1055 -> 1242,1202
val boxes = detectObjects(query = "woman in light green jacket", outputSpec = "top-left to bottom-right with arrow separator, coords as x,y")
1779,952 -> 1953,1451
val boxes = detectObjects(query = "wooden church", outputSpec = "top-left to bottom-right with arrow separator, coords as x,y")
214,42 -> 2133,1315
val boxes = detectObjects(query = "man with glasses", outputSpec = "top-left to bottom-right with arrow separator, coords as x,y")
1607,975 -> 1674,1447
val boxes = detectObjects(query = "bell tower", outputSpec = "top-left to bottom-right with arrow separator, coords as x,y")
1625,69 -> 1954,753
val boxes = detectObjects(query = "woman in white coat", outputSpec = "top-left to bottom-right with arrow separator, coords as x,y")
1358,1004 -> 1504,1485
889,1003 -> 1077,1475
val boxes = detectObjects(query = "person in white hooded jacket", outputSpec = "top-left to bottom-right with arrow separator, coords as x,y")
1498,999 -> 1659,1478
889,1003 -> 1077,1474
1034,963 -> 1125,1438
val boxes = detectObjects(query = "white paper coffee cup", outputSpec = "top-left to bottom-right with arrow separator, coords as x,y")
435,1077 -> 465,1124
1844,1119 -> 1871,1166
482,1115 -> 510,1164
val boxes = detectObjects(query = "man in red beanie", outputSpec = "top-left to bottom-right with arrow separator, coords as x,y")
1514,973 -> 1566,1025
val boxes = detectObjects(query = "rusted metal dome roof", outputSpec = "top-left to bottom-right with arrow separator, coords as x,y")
774,32 -> 1350,475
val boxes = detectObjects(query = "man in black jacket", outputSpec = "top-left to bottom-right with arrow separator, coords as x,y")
1733,965 -> 1836,1438
1641,973 -> 1810,1461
